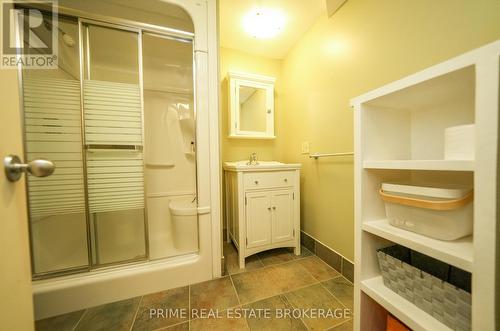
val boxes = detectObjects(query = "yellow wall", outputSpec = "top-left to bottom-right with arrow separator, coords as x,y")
219,47 -> 281,162
276,0 -> 500,261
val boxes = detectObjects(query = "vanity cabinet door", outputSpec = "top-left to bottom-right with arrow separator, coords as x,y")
245,191 -> 272,248
271,190 -> 295,243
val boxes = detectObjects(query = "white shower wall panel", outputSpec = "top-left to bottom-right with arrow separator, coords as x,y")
144,90 -> 196,194
144,89 -> 197,259
147,194 -> 197,260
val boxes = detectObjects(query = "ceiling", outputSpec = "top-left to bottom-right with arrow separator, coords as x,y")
219,0 -> 325,59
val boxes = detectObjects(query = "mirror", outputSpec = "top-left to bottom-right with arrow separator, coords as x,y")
228,71 -> 275,139
239,86 -> 267,132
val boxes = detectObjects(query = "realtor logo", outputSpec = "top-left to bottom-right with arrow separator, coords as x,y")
1,0 -> 58,69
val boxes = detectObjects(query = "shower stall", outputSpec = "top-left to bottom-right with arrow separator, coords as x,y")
15,0 -> 220,319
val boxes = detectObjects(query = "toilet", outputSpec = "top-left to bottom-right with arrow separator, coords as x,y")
169,197 -> 198,253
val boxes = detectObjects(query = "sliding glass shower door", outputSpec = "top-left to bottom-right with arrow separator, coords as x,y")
82,22 -> 147,266
20,7 -> 198,279
22,15 -> 89,276
22,16 -> 149,277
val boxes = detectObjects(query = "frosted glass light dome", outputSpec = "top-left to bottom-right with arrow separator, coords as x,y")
243,8 -> 285,39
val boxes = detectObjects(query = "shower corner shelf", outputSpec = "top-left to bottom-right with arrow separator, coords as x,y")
351,41 -> 500,331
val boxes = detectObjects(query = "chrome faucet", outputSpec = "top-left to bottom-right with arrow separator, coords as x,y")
247,152 -> 259,165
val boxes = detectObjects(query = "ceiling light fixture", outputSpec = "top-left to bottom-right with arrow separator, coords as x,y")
243,7 -> 285,39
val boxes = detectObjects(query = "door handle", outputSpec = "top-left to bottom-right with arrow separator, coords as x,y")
4,155 -> 55,182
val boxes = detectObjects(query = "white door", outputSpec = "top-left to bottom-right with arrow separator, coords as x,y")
245,191 -> 272,248
271,190 -> 294,243
0,70 -> 35,329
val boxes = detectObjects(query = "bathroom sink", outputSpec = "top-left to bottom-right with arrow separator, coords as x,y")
223,160 -> 301,171
234,160 -> 283,166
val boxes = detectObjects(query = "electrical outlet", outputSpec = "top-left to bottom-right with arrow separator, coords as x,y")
301,141 -> 310,154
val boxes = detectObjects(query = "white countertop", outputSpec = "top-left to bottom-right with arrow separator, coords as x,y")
223,161 -> 302,172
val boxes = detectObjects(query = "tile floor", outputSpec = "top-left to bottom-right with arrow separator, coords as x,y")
36,243 -> 354,331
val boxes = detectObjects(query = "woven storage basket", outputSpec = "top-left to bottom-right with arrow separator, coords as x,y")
377,247 -> 471,331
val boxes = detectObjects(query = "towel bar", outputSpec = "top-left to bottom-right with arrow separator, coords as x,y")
309,152 -> 353,159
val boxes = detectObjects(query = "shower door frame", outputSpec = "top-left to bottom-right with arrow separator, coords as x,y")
79,18 -> 151,271
18,7 -> 204,280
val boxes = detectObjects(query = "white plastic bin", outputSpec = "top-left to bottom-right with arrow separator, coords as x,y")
380,183 -> 473,240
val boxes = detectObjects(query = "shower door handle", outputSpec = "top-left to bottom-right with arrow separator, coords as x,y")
4,155 -> 55,182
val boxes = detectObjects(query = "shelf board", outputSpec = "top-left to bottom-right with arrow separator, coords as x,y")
363,160 -> 474,171
361,276 -> 452,331
363,219 -> 473,272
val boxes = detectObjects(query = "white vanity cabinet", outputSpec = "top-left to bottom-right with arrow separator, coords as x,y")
224,161 -> 301,268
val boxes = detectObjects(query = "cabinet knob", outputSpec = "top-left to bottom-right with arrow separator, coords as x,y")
272,206 -> 276,210
254,180 -> 259,184
267,207 -> 271,211
284,178 -> 288,182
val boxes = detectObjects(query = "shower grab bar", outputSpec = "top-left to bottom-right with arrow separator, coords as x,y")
309,152 -> 354,159
85,144 -> 143,151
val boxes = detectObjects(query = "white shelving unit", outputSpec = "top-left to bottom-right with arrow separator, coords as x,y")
363,220 -> 473,272
351,40 -> 499,331
363,160 -> 474,172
